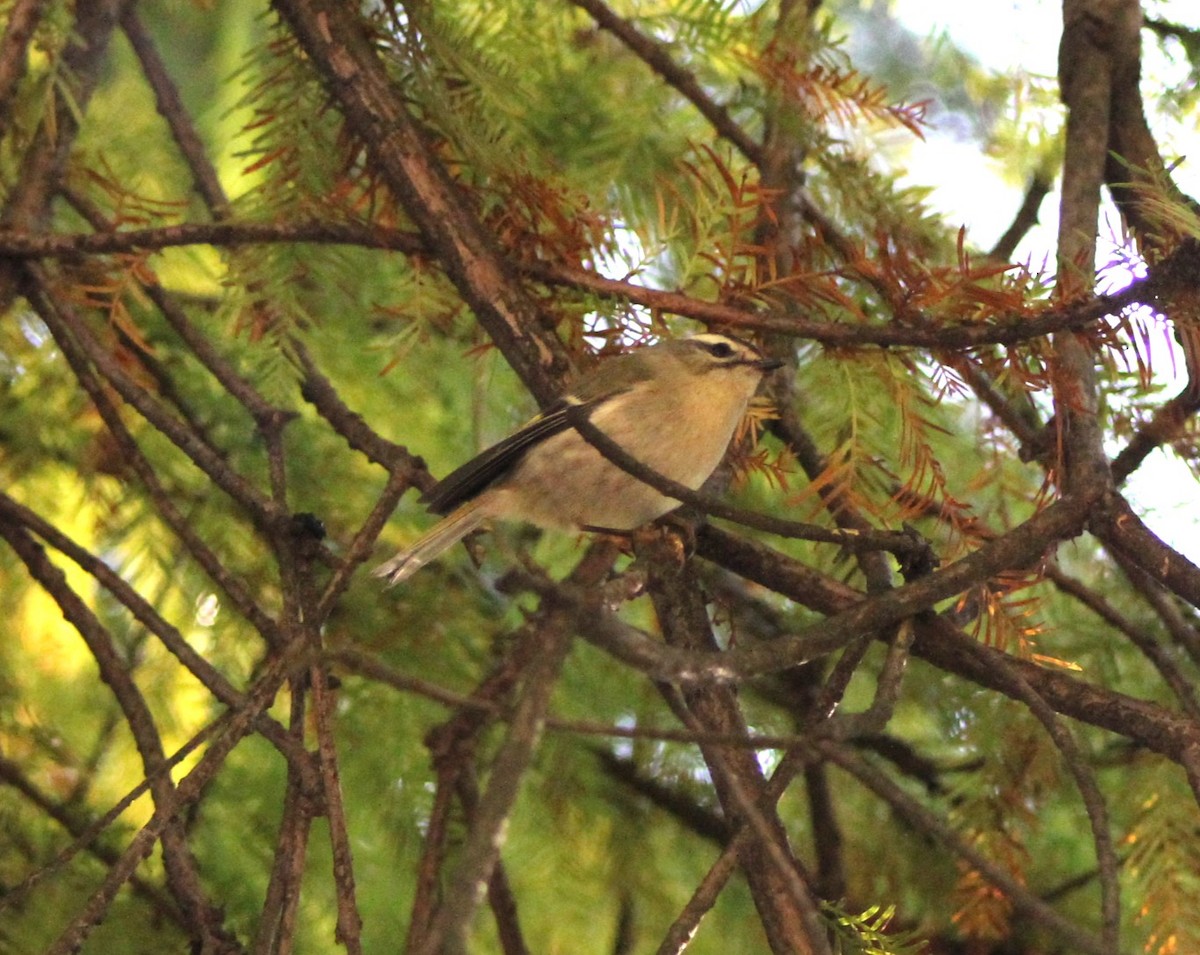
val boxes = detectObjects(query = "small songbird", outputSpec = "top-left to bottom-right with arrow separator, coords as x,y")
373,333 -> 782,584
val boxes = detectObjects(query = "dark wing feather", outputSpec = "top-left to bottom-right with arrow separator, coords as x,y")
421,391 -> 614,514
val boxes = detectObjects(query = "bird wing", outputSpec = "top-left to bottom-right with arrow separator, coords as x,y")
421,389 -> 622,515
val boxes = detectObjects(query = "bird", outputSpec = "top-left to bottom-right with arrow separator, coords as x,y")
373,333 -> 783,584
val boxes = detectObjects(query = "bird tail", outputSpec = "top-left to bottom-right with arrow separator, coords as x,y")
372,499 -> 489,586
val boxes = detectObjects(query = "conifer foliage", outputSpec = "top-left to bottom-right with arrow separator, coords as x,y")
1,1 -> 1200,953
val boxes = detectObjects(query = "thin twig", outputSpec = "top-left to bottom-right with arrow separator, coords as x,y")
120,8 -> 230,215
416,612 -> 575,955
44,651 -> 300,955
24,265 -> 283,530
568,0 -> 762,164
19,269 -> 281,639
311,663 -> 365,954
0,218 -> 1166,349
253,689 -> 315,955
989,172 -> 1053,261
818,741 -> 1110,955
0,492 -> 312,769
0,517 -> 234,950
0,0 -> 51,137
1047,561 -> 1200,719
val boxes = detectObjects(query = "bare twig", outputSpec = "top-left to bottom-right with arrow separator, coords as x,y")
989,172 -> 1053,261
646,537 -> 828,955
311,664 -> 365,954
0,0 -> 49,137
568,0 -> 762,164
0,492 -> 312,768
44,651 -> 300,955
253,690 -> 316,955
0,518 -> 236,951
416,611 -> 575,955
120,8 -> 230,215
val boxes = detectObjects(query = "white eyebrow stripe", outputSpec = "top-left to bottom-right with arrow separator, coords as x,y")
687,334 -> 762,362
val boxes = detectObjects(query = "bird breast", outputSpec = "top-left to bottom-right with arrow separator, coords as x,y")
490,367 -> 762,531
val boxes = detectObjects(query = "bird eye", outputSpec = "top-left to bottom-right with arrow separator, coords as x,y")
707,341 -> 735,358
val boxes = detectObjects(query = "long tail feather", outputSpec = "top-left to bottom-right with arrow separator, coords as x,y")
372,500 -> 489,585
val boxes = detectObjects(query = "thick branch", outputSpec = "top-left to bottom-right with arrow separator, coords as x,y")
697,526 -> 1200,766
271,0 -> 573,405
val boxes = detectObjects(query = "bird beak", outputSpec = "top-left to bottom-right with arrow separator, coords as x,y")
754,357 -> 785,372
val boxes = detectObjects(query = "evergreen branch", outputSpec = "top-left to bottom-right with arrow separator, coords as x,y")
700,443 -> 1118,945
817,741 -> 1110,955
822,621 -> 915,740
528,258 -> 1149,350
58,189 -> 299,441
0,219 -> 1182,352
949,354 -> 1044,451
957,611 -> 1121,955
655,833 -> 740,953
5,1 -> 1196,948
1046,562 -> 1200,720
0,715 -> 222,924
766,61 -> 927,139
566,0 -> 867,260
23,265 -> 286,534
568,0 -> 763,165
0,218 -> 428,256
822,901 -> 927,955
767,361 -> 898,601
0,753 -> 182,927
42,651 -> 302,955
